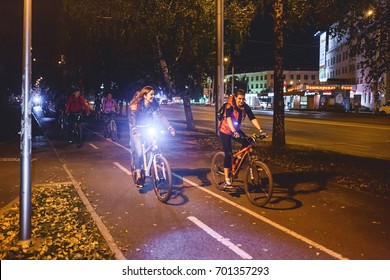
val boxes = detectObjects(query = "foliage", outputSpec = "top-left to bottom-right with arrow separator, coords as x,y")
328,0 -> 390,103
62,0 -> 258,98
0,184 -> 114,260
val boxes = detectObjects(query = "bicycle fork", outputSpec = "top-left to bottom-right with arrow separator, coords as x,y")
152,153 -> 167,181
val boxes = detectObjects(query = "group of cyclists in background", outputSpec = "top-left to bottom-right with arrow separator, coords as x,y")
58,88 -> 120,144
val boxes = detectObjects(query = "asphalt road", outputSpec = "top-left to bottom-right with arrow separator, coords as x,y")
162,105 -> 390,160
1,104 -> 390,260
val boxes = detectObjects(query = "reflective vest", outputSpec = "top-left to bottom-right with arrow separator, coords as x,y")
219,96 -> 246,135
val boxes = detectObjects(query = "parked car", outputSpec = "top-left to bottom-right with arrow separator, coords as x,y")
379,101 -> 390,115
160,99 -> 171,105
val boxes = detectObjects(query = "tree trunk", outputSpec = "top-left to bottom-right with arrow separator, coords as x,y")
156,36 -> 195,130
272,0 -> 286,147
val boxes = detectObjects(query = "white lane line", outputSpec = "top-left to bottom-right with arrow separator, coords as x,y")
187,216 -> 253,260
113,162 -> 132,176
87,128 -> 130,150
174,173 -> 348,260
88,143 -> 99,150
63,164 -> 126,260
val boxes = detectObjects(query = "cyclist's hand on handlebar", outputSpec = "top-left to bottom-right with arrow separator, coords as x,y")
132,128 -> 140,137
259,131 -> 268,139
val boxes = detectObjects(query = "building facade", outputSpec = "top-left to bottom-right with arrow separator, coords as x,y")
224,70 -> 319,108
319,31 -> 390,110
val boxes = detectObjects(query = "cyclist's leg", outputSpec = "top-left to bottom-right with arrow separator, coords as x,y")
130,132 -> 143,185
220,132 -> 233,186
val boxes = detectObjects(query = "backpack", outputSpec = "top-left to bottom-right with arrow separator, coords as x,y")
217,95 -> 234,121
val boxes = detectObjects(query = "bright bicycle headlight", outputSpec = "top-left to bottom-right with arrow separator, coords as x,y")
147,127 -> 157,137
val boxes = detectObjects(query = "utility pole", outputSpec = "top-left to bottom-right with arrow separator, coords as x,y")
20,0 -> 32,241
216,0 -> 224,134
231,63 -> 234,95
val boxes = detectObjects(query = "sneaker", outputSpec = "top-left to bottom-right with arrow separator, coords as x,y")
224,179 -> 233,189
135,172 -> 143,188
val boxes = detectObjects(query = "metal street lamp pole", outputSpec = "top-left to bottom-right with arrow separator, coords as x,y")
20,0 -> 32,241
231,63 -> 234,95
216,0 -> 224,134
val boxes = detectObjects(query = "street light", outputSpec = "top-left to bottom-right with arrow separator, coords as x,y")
224,57 -> 234,95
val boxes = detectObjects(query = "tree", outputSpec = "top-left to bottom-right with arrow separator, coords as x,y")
272,0 -> 285,146
62,0 -> 258,129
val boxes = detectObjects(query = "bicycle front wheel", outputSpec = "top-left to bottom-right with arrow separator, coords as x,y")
111,121 -> 117,141
244,161 -> 273,207
152,155 -> 172,203
75,124 -> 82,148
210,151 -> 226,190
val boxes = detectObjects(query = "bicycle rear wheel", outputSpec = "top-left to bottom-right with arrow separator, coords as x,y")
210,152 -> 226,190
152,155 -> 172,203
244,161 -> 273,207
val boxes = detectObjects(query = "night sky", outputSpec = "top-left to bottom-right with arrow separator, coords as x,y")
0,0 -> 319,94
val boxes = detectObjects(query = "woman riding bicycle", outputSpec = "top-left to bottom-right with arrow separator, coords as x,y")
129,86 -> 175,187
101,91 -> 119,138
219,89 -> 263,188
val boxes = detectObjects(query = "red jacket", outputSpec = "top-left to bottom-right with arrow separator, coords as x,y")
65,94 -> 89,113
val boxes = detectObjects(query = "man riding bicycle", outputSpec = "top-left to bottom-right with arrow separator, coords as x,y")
65,87 -> 90,143
129,86 -> 175,187
219,89 -> 263,188
101,92 -> 119,137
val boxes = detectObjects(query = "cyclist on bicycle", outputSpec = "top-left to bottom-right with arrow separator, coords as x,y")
65,87 -> 90,143
101,92 -> 119,137
219,89 -> 263,188
129,86 -> 175,187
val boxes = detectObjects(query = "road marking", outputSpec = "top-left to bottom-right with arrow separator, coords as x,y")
113,162 -> 132,176
87,129 -> 130,150
88,143 -> 99,150
334,142 -> 372,149
174,173 -> 348,260
187,216 -> 253,259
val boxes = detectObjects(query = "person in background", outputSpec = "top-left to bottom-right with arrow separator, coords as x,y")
93,95 -> 102,120
65,88 -> 90,143
101,92 -> 119,137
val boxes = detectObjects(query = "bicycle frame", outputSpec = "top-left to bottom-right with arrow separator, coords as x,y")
231,144 -> 253,176
142,140 -> 158,177
141,135 -> 165,179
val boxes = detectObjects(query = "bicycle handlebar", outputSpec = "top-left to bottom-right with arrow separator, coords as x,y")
249,132 -> 269,142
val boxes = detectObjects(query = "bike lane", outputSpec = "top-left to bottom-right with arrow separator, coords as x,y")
3,110 -> 390,260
